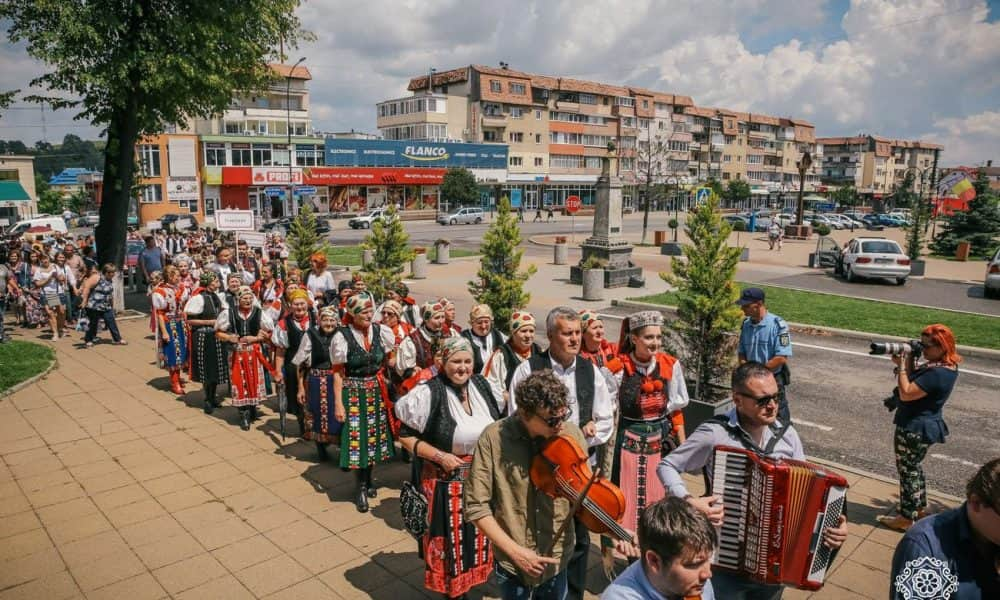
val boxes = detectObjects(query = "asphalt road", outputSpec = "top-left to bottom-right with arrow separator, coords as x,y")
597,306 -> 1000,497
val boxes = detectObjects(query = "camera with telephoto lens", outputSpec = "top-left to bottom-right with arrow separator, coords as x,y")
869,340 -> 923,357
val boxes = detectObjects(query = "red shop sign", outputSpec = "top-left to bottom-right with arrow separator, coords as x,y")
303,167 -> 447,186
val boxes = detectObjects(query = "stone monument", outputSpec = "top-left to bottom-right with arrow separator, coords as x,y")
570,152 -> 643,288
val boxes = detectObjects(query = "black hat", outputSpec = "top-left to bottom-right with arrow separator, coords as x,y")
736,287 -> 765,306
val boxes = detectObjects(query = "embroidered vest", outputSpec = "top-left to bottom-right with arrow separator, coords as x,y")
408,327 -> 437,370
229,306 -> 262,338
340,324 -> 385,377
194,291 -> 222,324
461,328 -> 506,374
528,352 -> 595,426
618,353 -> 677,421
421,374 -> 502,453
498,341 -> 542,391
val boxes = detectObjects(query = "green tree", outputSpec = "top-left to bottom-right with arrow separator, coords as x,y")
1,1 -> 302,270
34,174 -> 63,215
469,197 -> 537,334
361,203 -> 414,301
723,179 -> 751,210
661,193 -> 742,399
930,169 -> 1000,258
831,185 -> 860,209
287,204 -> 331,270
440,167 -> 479,209
705,177 -> 724,198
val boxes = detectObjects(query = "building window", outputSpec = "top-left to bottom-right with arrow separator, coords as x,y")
639,119 -> 650,129
510,107 -> 524,119
139,145 -> 161,177
231,144 -> 252,166
509,156 -> 523,167
224,122 -> 242,134
251,144 -> 272,166
509,132 -> 524,143
614,97 -> 634,107
483,131 -> 498,142
535,110 -> 542,120
534,157 -> 544,167
509,82 -> 526,95
668,140 -> 688,152
138,184 -> 163,203
579,93 -> 597,105
490,79 -> 502,93
204,144 -> 226,166
483,102 -> 503,116
535,134 -> 542,144
642,100 -> 649,108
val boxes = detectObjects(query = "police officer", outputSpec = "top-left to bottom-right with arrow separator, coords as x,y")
736,287 -> 793,423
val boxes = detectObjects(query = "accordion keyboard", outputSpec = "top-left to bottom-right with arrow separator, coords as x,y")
713,450 -> 749,570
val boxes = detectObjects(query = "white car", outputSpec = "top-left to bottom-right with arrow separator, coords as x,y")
827,214 -> 865,229
808,214 -> 844,229
985,247 -> 1000,299
838,236 -> 911,285
348,208 -> 395,229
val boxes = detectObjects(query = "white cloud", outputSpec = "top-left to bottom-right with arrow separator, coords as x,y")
925,110 -> 1000,165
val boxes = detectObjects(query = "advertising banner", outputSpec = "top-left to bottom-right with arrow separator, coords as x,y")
251,168 -> 303,185
167,178 -> 199,202
304,167 -> 446,186
325,139 -> 508,169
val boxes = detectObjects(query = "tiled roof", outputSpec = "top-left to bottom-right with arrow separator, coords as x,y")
891,139 -> 944,150
816,136 -> 869,145
268,63 -> 312,80
407,67 -> 469,91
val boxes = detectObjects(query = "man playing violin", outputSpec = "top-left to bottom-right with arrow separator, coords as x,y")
603,497 -> 717,600
465,369 -> 586,600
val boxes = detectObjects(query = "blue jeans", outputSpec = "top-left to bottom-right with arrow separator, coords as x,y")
711,571 -> 784,600
495,563 -> 567,600
85,308 -> 122,343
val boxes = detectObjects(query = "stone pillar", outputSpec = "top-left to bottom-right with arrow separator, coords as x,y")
411,252 -> 428,279
361,248 -> 373,267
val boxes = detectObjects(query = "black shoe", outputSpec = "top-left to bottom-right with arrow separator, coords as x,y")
204,399 -> 214,415
316,442 -> 328,462
250,405 -> 260,421
364,471 -> 378,498
355,485 -> 369,513
239,411 -> 251,431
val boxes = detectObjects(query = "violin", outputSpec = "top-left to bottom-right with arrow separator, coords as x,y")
529,434 -> 634,547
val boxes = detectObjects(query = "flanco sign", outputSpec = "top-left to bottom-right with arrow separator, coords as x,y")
325,138 -> 507,169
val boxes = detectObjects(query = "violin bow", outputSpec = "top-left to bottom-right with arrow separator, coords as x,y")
542,467 -> 602,557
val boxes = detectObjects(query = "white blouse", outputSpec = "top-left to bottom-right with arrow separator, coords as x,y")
395,378 -> 507,455
183,291 -> 226,316
215,307 -> 275,333
613,355 -> 691,413
330,324 -> 396,365
305,270 -> 336,299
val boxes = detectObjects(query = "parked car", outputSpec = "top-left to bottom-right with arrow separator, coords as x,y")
437,206 -> 485,225
808,214 -> 844,230
124,239 -> 145,279
985,247 -> 1000,299
860,214 -> 886,231
722,214 -> 750,228
262,216 -> 330,236
349,208 -> 394,229
826,214 -> 862,229
837,236 -> 910,285
80,211 -> 100,226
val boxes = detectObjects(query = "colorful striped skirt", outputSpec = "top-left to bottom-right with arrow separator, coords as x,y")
338,374 -> 393,469
304,369 -> 342,444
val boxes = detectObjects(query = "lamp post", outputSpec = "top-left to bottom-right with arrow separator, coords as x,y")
286,56 -> 306,221
793,151 -> 813,236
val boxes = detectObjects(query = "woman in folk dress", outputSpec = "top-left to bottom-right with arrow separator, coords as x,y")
215,286 -> 275,431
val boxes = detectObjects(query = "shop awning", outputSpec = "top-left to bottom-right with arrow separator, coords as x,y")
0,181 -> 31,202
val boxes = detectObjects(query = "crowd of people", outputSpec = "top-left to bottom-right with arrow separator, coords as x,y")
2,226 -> 991,600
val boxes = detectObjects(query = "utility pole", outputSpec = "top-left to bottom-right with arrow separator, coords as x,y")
285,57 -> 306,222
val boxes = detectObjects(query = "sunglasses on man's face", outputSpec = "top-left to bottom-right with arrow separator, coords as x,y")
538,410 -> 572,428
735,390 -> 780,407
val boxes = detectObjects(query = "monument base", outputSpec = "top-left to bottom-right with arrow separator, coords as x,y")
570,263 -> 643,288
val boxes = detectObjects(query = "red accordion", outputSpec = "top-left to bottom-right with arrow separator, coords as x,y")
710,446 -> 849,591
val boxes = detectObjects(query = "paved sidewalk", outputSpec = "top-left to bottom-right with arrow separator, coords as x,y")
0,290 -> 959,599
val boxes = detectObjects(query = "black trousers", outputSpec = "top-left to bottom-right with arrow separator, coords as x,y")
777,382 -> 790,424
566,516 -> 590,600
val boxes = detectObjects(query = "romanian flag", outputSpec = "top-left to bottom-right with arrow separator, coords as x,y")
937,171 -> 976,202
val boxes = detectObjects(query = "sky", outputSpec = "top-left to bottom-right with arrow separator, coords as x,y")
1,0 -> 998,166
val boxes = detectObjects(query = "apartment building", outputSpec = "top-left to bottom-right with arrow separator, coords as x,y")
376,64 -> 822,210
817,135 -> 942,200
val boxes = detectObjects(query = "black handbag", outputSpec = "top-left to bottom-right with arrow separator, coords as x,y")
399,480 -> 428,539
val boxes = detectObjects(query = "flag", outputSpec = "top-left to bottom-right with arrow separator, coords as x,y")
937,171 -> 976,202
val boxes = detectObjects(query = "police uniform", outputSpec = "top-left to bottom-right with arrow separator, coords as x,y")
738,311 -> 793,421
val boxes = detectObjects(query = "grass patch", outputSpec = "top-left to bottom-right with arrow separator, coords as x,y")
0,341 -> 55,393
326,245 -> 479,267
634,282 -> 1000,350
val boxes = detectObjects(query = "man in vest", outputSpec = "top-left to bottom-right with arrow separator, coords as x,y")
508,305 -> 615,600
461,303 -> 507,374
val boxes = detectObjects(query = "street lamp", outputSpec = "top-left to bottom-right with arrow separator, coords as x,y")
794,151 -> 813,233
286,56 -> 306,221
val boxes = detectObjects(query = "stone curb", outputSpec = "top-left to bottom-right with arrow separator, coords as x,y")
807,455 -> 963,504
611,298 -> 1000,362
0,350 -> 58,399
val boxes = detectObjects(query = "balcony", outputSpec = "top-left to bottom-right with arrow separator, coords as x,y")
481,114 -> 508,128
243,107 -> 308,119
749,129 -> 776,141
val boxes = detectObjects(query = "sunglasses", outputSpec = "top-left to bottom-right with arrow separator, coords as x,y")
537,410 -> 572,428
735,391 -> 780,407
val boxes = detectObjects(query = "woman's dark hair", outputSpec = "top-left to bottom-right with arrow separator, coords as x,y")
639,497 -> 717,565
966,457 -> 1000,513
513,369 -> 569,416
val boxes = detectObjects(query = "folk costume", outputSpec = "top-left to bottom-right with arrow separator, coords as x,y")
395,337 -> 505,599
216,286 -> 275,430
272,288 -> 315,437
439,296 -> 463,336
291,306 -> 341,458
152,281 -> 190,394
332,293 -> 397,510
379,299 -> 415,438
395,300 -> 455,380
482,311 -> 542,395
460,303 -> 508,374
254,277 -> 284,322
183,272 -> 230,412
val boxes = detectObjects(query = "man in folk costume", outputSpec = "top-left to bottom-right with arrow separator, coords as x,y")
153,265 -> 190,395
461,303 -> 507,374
439,297 -> 463,336
183,271 -> 229,414
215,286 -> 275,431
292,306 -> 341,462
395,299 -> 454,382
482,311 -> 543,402
272,288 -> 314,437
331,292 -> 397,512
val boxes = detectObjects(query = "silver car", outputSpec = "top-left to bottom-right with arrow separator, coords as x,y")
437,207 -> 484,225
985,247 -> 1000,299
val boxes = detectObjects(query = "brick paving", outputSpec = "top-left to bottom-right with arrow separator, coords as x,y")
0,258 -> 961,598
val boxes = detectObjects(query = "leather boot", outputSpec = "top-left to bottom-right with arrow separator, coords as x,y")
364,467 -> 378,498
239,408 -> 251,431
354,469 -> 369,513
203,384 -> 215,414
297,413 -> 306,438
316,442 -> 328,462
170,371 -> 185,395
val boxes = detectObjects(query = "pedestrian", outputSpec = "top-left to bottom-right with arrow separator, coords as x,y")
304,252 -> 336,307
657,362 -> 848,599
547,206 -> 555,222
215,285 -> 274,430
533,208 -> 543,222
517,205 -> 525,223
138,235 -> 165,286
578,310 -> 619,369
33,253 -> 68,341
0,253 -> 12,343
52,252 -> 78,334
331,292 -> 397,512
439,296 -> 463,335
878,324 -> 962,532
271,288 -> 314,436
482,311 -> 542,401
767,220 -> 783,250
889,458 -> 1000,599
460,303 -> 506,374
80,263 -> 126,347
395,336 -> 505,599
507,306 -> 616,600
292,305 -> 341,461
152,265 -> 190,395
736,287 -> 793,423
183,271 -> 229,414
396,300 -> 454,382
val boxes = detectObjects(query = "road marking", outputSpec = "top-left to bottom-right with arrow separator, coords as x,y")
791,418 -> 833,432
795,342 -> 1000,380
930,453 -> 980,468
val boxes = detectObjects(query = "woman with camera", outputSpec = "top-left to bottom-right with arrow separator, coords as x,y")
878,324 -> 961,532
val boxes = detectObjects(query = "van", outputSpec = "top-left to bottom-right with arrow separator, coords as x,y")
6,216 -> 69,238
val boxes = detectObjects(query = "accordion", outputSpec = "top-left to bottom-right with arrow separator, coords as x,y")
710,446 -> 848,590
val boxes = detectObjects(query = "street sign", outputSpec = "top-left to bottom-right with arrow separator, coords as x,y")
695,187 -> 710,204
264,187 -> 284,197
215,209 -> 256,231
294,186 -> 317,195
565,195 -> 581,214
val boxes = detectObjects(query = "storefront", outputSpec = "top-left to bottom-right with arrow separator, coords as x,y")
500,175 -> 635,211
214,166 -> 330,220
302,167 -> 445,213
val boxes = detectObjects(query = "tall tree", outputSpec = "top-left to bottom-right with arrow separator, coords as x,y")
723,179 -> 751,210
440,167 -> 479,209
635,131 -> 671,245
831,185 -> 860,209
930,169 -> 1000,259
361,203 -> 414,301
469,197 -> 537,334
1,1 -> 302,269
287,204 -> 330,270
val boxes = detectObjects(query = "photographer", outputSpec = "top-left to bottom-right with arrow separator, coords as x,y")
878,324 -> 961,532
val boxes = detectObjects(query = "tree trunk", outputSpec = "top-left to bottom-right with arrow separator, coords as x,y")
640,183 -> 652,245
